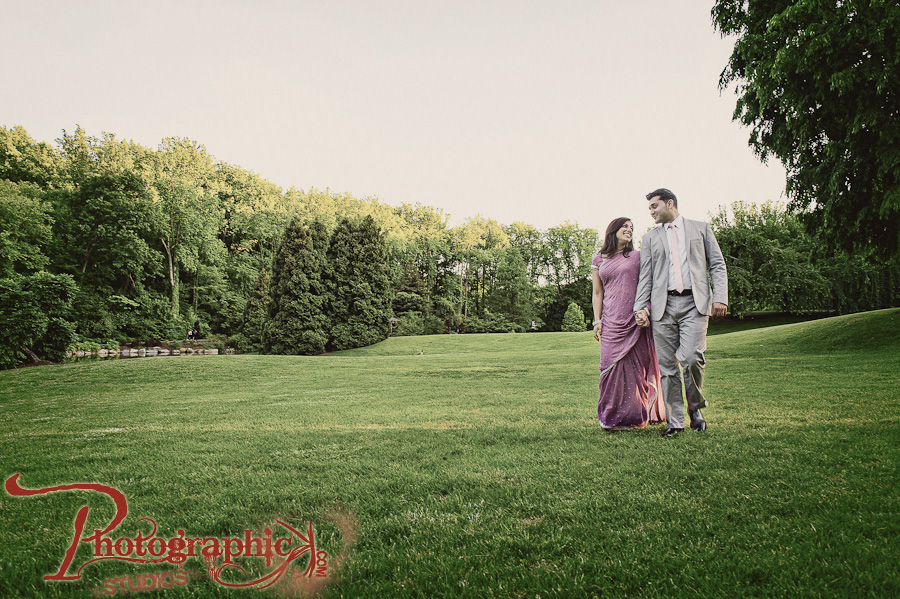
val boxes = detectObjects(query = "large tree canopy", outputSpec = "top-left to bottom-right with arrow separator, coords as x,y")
713,0 -> 900,256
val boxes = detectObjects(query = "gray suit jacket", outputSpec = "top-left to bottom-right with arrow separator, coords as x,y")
633,218 -> 728,321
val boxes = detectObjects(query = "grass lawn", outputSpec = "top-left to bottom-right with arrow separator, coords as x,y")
1,308 -> 898,598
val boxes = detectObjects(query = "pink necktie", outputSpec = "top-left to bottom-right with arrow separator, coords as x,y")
668,223 -> 684,293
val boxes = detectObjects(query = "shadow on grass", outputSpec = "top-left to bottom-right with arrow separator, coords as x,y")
707,311 -> 832,335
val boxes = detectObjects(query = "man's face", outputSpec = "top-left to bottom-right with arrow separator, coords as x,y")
648,196 -> 676,224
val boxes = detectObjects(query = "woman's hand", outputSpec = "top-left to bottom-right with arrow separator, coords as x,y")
593,321 -> 602,341
635,309 -> 650,328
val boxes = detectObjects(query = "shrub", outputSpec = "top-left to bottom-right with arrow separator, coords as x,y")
423,314 -> 446,335
561,302 -> 586,332
393,292 -> 428,314
462,311 -> 522,334
393,311 -> 424,336
0,272 -> 78,368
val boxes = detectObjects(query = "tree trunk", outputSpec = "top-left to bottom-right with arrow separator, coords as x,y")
20,346 -> 41,365
79,244 -> 93,274
162,238 -> 179,319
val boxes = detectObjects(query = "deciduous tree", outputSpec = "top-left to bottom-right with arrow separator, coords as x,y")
148,138 -> 222,320
0,180 -> 53,276
713,0 -> 900,255
487,247 -> 534,327
0,272 -> 77,368
710,201 -> 828,316
542,222 -> 598,293
0,126 -> 62,189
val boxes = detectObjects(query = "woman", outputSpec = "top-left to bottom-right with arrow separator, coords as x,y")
591,217 -> 665,429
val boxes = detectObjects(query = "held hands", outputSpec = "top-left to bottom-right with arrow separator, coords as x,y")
634,305 -> 724,323
634,309 -> 650,328
711,302 -> 728,320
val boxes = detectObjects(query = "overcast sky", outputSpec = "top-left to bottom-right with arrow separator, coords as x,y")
3,0 -> 787,231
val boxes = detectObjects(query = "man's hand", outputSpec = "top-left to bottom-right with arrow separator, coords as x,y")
635,309 -> 650,328
593,321 -> 602,341
711,302 -> 728,320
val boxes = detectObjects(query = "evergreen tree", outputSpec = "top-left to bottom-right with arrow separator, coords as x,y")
327,216 -> 393,350
561,301 -> 586,332
239,267 -> 270,351
265,219 -> 330,355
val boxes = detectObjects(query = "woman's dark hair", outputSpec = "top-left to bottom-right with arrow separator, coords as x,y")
599,217 -> 634,257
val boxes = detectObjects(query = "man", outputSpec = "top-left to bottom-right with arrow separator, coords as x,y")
633,188 -> 728,437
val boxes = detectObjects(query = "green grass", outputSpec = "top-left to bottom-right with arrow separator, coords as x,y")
1,309 -> 899,598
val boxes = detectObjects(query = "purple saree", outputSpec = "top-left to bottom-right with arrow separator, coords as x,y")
592,251 -> 665,429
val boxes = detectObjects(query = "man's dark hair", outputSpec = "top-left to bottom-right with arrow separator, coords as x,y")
646,188 -> 677,208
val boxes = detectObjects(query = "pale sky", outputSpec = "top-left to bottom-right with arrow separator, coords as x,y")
3,0 -> 787,232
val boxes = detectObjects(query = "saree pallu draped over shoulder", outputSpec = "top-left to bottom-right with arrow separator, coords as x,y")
593,251 -> 665,429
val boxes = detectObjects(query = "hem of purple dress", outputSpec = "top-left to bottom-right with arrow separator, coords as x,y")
599,422 -> 648,430
597,331 -> 662,429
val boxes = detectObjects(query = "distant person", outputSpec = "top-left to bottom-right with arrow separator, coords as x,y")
591,217 -> 665,430
530,320 -> 537,332
633,188 -> 728,437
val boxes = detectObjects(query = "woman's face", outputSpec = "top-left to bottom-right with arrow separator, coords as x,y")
616,221 -> 634,247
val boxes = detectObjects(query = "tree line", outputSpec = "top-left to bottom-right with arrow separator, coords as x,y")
0,126 -> 602,364
1,124 -> 898,367
711,201 -> 900,318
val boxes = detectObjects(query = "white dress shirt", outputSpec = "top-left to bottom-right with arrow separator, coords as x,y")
665,215 -> 691,291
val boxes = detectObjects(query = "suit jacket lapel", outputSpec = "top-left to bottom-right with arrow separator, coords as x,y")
681,218 -> 692,265
657,224 -> 670,261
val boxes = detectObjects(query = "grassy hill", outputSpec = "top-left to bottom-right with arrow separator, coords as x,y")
711,307 -> 900,355
1,309 -> 898,598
